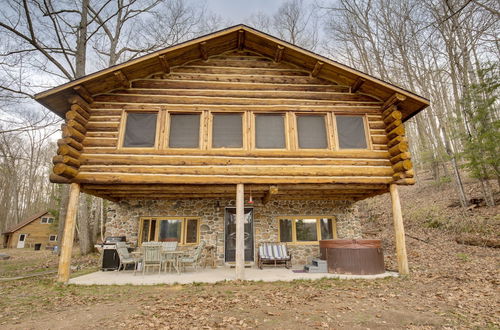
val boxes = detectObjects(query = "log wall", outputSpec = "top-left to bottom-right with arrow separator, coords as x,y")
51,50 -> 414,201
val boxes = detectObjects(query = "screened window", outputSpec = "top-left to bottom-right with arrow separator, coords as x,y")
169,114 -> 200,148
139,217 -> 199,245
278,217 -> 337,243
49,235 -> 57,241
255,114 -> 285,149
123,112 -> 158,147
212,113 -> 243,148
336,115 -> 368,149
41,217 -> 54,224
297,115 -> 328,149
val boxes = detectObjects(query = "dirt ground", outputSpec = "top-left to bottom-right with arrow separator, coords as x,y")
0,178 -> 498,329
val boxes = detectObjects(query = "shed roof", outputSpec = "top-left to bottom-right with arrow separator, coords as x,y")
2,211 -> 52,234
35,24 -> 429,121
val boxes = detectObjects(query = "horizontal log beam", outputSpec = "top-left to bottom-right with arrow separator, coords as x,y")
73,85 -> 93,104
390,152 -> 410,164
388,136 -> 407,149
53,163 -> 79,179
351,77 -> 366,93
386,125 -> 405,140
65,110 -> 88,127
389,142 -> 409,156
62,125 -> 85,143
52,155 -> 81,168
392,159 -> 413,172
49,173 -> 71,184
78,165 -> 394,177
114,70 -> 129,88
70,104 -> 90,120
311,61 -> 324,78
74,173 -> 394,185
57,144 -> 81,159
68,95 -> 91,113
381,93 -> 406,112
57,137 -> 83,151
383,110 -> 402,125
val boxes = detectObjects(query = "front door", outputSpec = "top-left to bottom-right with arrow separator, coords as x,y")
17,234 -> 26,248
224,207 -> 254,262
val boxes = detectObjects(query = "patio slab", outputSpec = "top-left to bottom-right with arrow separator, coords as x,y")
69,267 -> 398,285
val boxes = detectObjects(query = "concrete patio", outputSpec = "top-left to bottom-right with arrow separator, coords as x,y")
69,267 -> 398,285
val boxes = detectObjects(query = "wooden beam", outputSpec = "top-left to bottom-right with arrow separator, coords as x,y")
237,30 -> 245,50
57,183 -> 80,283
157,55 -> 170,74
199,41 -> 208,60
311,61 -> 324,78
262,185 -> 278,205
274,45 -> 284,63
351,77 -> 366,93
73,85 -> 93,104
53,163 -> 79,179
235,183 -> 245,280
114,70 -> 129,88
390,184 -> 409,275
49,173 -> 71,184
382,93 -> 407,112
57,137 -> 83,151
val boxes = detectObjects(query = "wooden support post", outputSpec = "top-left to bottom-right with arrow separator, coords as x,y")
57,183 -> 80,283
389,184 -> 409,275
351,77 -> 366,92
274,45 -> 284,63
311,61 -> 324,77
235,183 -> 245,280
157,55 -> 170,74
199,42 -> 208,60
262,185 -> 278,205
237,30 -> 245,50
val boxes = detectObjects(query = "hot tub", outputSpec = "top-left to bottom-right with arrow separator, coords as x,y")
319,239 -> 385,275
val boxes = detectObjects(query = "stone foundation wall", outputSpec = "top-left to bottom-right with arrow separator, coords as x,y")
106,198 -> 362,265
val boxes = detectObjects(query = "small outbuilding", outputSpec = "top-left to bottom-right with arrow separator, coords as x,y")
2,211 -> 58,249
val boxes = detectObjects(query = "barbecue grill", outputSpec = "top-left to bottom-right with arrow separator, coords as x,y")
101,236 -> 127,271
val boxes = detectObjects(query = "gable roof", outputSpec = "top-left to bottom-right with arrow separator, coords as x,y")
2,211 -> 52,234
35,24 -> 429,121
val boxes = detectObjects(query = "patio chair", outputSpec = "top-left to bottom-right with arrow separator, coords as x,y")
179,240 -> 206,272
161,241 -> 178,272
142,244 -> 162,275
258,242 -> 292,269
115,242 -> 141,274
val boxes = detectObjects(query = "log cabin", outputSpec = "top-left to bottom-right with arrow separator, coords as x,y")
35,25 -> 429,283
2,211 -> 57,249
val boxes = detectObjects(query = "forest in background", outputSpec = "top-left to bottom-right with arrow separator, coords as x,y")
0,0 -> 498,254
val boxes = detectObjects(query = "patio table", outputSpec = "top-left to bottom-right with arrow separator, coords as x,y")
162,250 -> 187,274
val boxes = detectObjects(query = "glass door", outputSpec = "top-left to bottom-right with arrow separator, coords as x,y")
224,208 -> 254,262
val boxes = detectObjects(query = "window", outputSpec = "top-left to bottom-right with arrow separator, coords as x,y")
139,217 -> 200,245
123,112 -> 158,147
336,115 -> 368,149
212,113 -> 243,148
49,235 -> 57,241
41,217 -> 54,224
255,114 -> 286,149
278,217 -> 337,244
296,115 -> 328,149
169,113 -> 200,148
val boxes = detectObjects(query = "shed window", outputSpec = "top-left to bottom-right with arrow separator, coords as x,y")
255,114 -> 286,149
336,115 -> 368,149
41,217 -> 54,224
278,217 -> 337,244
123,112 -> 157,147
212,113 -> 243,148
140,217 -> 199,245
169,114 -> 200,148
297,115 -> 328,149
49,235 -> 57,241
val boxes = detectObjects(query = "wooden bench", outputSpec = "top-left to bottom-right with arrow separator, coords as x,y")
257,242 -> 292,269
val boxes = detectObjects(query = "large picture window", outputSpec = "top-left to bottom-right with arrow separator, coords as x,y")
255,114 -> 286,149
336,115 -> 368,149
212,113 -> 243,148
139,217 -> 199,245
296,115 -> 328,149
278,217 -> 336,244
123,112 -> 158,147
168,113 -> 200,148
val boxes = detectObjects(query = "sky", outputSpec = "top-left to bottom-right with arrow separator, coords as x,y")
202,0 -> 286,24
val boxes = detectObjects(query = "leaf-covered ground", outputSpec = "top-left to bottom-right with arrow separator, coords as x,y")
0,178 -> 498,329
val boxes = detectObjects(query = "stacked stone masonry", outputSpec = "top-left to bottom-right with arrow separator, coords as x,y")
106,199 -> 362,265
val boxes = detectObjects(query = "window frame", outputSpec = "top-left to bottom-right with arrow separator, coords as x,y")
252,112 -> 288,150
165,111 -> 203,150
138,217 -> 201,246
49,235 -> 57,241
294,113 -> 332,150
277,216 -> 337,245
333,113 -> 371,150
209,112 -> 247,150
41,217 -> 54,224
118,110 -> 161,150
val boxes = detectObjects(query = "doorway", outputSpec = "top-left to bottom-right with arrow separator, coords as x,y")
17,234 -> 26,248
224,207 -> 254,262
